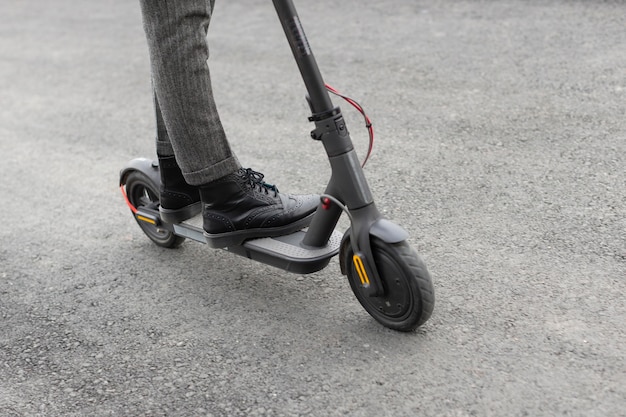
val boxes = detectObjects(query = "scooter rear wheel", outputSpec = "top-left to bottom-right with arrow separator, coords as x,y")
124,171 -> 186,248
345,237 -> 434,331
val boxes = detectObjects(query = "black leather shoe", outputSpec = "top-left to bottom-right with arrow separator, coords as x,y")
200,168 -> 319,248
158,155 -> 201,223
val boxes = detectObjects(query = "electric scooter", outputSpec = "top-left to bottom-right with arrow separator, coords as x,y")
119,0 -> 434,331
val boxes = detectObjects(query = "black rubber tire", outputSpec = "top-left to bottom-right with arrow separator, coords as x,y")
124,171 -> 186,249
345,237 -> 434,331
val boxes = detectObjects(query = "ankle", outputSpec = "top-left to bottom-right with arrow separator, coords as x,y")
158,156 -> 192,189
198,171 -> 241,206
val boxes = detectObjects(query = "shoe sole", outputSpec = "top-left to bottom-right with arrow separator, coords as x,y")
159,202 -> 202,224
203,212 -> 315,248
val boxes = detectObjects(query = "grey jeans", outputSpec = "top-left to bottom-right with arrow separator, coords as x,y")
139,0 -> 240,185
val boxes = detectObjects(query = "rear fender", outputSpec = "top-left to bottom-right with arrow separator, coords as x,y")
119,157 -> 160,187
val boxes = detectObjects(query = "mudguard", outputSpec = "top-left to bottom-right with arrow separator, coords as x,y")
119,158 -> 160,188
339,218 -> 408,276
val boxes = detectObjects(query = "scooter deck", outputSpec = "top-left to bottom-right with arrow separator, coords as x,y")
168,213 -> 343,274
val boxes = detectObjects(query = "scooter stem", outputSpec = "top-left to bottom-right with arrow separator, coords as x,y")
272,0 -> 333,114
273,0 -> 378,241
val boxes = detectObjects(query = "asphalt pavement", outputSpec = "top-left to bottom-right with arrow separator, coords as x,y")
1,0 -> 624,416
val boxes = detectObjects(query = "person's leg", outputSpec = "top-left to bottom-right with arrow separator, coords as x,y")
151,90 -> 203,223
140,0 -> 240,185
138,0 -> 319,246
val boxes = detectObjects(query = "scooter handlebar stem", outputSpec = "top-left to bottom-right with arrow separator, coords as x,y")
273,0 -> 334,114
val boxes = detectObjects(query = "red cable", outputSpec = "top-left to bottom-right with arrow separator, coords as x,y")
120,185 -> 138,214
325,83 -> 374,167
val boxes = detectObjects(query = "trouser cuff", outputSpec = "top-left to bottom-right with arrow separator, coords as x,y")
182,156 -> 241,186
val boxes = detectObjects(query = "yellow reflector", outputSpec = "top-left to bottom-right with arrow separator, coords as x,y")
352,254 -> 370,286
137,215 -> 157,225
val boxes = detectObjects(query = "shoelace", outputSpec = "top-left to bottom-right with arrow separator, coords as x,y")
242,168 -> 279,196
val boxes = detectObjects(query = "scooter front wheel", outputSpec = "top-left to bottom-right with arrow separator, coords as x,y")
124,171 -> 186,248
344,237 -> 434,331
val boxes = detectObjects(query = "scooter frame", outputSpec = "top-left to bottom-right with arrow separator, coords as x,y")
120,0 -> 434,330
271,0 -> 410,296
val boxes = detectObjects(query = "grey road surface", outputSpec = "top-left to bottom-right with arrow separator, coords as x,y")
1,1 -> 624,416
